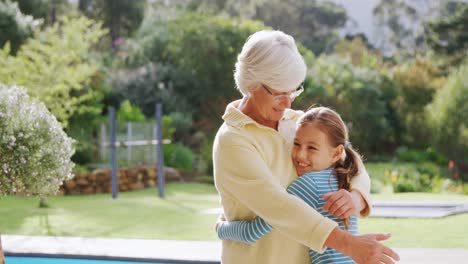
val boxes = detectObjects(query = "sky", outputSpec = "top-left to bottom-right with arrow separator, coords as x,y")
330,0 -> 378,42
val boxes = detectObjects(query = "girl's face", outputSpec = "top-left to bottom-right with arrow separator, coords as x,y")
292,122 -> 343,176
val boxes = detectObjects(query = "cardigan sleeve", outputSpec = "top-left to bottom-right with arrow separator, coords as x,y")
217,174 -> 323,245
349,161 -> 372,217
214,138 -> 338,252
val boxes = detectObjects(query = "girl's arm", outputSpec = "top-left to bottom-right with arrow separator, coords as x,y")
216,171 -> 322,244
217,216 -> 272,244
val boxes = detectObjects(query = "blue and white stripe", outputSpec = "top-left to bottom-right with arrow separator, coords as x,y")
217,168 -> 358,264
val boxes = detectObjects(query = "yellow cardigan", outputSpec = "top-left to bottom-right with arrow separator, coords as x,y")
213,100 -> 371,264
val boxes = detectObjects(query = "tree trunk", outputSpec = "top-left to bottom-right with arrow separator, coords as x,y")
0,235 -> 5,264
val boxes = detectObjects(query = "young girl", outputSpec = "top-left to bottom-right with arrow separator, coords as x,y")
217,106 -> 364,264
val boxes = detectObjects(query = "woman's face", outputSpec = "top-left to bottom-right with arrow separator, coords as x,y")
291,122 -> 342,176
248,84 -> 294,124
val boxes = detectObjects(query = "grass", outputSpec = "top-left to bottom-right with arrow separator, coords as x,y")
0,182 -> 220,240
1,182 -> 467,248
360,214 -> 468,249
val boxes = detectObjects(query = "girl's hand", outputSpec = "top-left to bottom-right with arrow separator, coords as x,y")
215,213 -> 226,232
322,189 -> 364,219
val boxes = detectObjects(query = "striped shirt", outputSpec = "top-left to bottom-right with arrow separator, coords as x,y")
218,168 -> 358,264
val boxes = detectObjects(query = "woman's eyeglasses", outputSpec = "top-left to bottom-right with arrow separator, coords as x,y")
261,83 -> 304,102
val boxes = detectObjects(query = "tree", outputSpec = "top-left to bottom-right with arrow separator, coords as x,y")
428,61 -> 468,161
372,0 -> 442,56
390,57 -> 445,148
0,0 -> 39,54
255,0 -> 347,54
425,2 -> 468,64
189,0 -> 347,54
296,54 -> 394,155
0,15 -> 106,127
79,0 -> 145,51
120,11 -> 266,132
0,84 -> 75,263
12,0 -> 70,25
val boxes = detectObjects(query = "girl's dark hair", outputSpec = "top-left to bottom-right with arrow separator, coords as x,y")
297,106 -> 363,228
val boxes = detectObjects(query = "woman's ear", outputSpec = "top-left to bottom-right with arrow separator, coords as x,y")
332,145 -> 344,163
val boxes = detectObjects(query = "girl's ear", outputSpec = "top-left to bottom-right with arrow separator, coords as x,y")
332,145 -> 344,163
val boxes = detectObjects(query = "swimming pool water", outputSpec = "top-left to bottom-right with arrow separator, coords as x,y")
6,256 -> 169,264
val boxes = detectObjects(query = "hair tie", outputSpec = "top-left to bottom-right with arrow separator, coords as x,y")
344,141 -> 351,149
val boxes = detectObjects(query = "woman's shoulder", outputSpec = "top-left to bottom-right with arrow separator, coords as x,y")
215,123 -> 252,146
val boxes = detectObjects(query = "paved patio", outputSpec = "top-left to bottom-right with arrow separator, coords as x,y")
202,201 -> 468,218
371,200 -> 468,218
4,235 -> 468,264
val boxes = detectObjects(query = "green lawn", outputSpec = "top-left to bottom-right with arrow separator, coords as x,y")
0,183 -> 220,240
1,182 -> 467,248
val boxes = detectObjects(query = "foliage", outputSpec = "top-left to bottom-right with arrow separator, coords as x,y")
13,0 -> 70,26
163,143 -> 194,171
79,0 -> 145,51
162,116 -> 176,141
67,70 -> 110,165
426,2 -> 468,63
0,0 -> 39,54
392,171 -> 435,193
169,111 -> 193,141
334,37 -> 384,68
200,137 -> 214,175
366,161 -> 452,194
12,0 -> 49,19
190,0 -> 347,54
428,61 -> 468,160
0,15 -> 107,127
372,0 -> 442,56
254,0 -> 346,54
111,63 -> 194,122
117,100 -> 146,123
390,57 -> 445,148
0,84 -> 75,196
122,11 -> 266,131
297,54 -> 393,155
395,146 -> 447,165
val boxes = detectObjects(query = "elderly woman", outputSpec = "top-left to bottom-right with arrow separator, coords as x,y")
213,30 -> 399,264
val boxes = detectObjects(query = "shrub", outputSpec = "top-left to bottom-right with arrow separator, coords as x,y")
0,1 -> 38,54
395,146 -> 447,165
0,85 -> 75,196
200,137 -> 214,175
416,162 -> 441,177
117,100 -> 146,123
392,168 -> 436,193
163,143 -> 194,171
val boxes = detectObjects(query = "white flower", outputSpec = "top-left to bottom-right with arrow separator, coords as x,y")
0,84 -> 75,196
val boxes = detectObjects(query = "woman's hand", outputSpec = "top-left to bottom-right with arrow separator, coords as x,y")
325,227 -> 400,264
322,189 -> 364,219
350,234 -> 399,264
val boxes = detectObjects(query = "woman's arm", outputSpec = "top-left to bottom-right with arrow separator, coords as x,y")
217,217 -> 272,243
214,138 -> 337,252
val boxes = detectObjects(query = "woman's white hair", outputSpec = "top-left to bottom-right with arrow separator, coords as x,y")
234,30 -> 307,95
